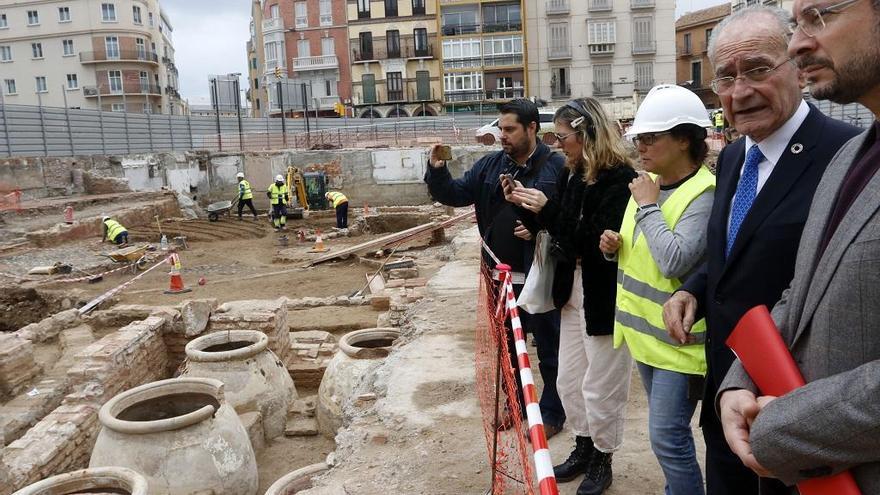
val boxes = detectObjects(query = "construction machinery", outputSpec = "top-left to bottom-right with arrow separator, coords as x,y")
285,166 -> 327,218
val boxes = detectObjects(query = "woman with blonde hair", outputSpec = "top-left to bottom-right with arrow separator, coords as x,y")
505,98 -> 636,495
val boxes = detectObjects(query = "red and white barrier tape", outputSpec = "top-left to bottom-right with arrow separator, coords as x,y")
77,255 -> 172,315
51,261 -> 141,284
497,263 -> 559,495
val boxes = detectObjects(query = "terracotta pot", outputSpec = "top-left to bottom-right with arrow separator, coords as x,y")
263,463 -> 329,495
12,467 -> 148,495
316,328 -> 399,438
90,377 -> 258,495
182,330 -> 296,439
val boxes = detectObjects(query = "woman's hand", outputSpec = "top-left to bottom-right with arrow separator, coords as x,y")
629,172 -> 660,206
509,186 -> 548,213
599,230 -> 622,255
513,220 -> 533,241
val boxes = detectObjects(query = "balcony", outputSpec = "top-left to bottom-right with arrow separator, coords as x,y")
631,0 -> 655,7
483,21 -> 522,33
588,0 -> 613,11
83,83 -> 162,97
546,0 -> 569,14
443,56 -> 482,69
262,18 -> 284,33
486,88 -> 525,100
551,84 -> 571,99
632,41 -> 656,55
678,45 -> 693,56
548,47 -> 571,60
442,24 -> 480,36
444,90 -> 484,103
80,50 -> 159,65
387,89 -> 405,102
165,85 -> 181,98
292,55 -> 339,71
589,43 -> 615,56
483,54 -> 524,67
635,79 -> 655,92
593,81 -> 612,95
352,43 -> 435,62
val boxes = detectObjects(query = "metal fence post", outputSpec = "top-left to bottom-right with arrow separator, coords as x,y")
62,85 -> 74,155
187,111 -> 194,149
37,91 -> 48,156
169,113 -> 175,151
0,90 -> 11,157
147,108 -> 154,151
97,91 -> 107,154
122,93 -> 131,154
265,113 -> 270,149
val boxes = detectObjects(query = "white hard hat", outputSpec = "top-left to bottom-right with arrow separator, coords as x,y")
625,84 -> 712,137
236,172 -> 245,178
275,174 -> 284,182
101,215 -> 109,221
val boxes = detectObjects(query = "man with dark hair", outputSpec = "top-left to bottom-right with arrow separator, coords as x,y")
424,98 -> 566,437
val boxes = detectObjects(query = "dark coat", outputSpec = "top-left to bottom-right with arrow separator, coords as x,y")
538,164 -> 637,335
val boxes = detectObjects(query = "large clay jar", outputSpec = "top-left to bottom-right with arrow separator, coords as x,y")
12,467 -> 149,495
182,330 -> 296,439
316,327 -> 399,438
263,463 -> 329,495
90,377 -> 259,495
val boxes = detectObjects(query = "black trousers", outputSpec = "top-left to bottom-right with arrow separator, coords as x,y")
238,198 -> 257,218
335,202 -> 349,228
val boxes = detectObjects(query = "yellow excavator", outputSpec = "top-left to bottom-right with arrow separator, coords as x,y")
284,166 -> 327,218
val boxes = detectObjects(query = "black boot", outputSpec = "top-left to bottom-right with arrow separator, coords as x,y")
576,448 -> 612,495
553,436 -> 593,482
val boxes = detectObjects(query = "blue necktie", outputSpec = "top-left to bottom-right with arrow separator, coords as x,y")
727,145 -> 764,257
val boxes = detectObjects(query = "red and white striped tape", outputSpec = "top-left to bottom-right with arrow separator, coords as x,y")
497,263 -> 559,495
77,255 -> 172,315
51,261 -> 140,284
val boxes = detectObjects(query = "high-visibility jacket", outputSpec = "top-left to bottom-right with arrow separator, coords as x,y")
268,183 -> 288,205
714,112 -> 724,127
326,191 -> 348,208
238,179 -> 253,200
103,218 -> 127,242
613,166 -> 715,375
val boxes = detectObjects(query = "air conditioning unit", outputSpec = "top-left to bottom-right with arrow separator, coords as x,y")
83,87 -> 98,96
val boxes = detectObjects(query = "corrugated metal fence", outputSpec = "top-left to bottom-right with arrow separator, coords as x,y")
0,103 -> 497,157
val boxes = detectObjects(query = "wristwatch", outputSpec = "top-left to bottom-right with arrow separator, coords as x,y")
636,203 -> 659,213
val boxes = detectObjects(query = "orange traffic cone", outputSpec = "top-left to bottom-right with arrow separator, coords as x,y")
363,202 -> 370,216
309,229 -> 329,253
164,268 -> 192,294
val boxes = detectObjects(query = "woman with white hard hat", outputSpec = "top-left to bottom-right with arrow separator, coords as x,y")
600,84 -> 715,495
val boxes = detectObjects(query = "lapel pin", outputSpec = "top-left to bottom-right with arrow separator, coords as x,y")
790,143 -> 804,154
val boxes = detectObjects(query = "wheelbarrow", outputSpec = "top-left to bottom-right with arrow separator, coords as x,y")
104,244 -> 150,271
206,199 -> 235,222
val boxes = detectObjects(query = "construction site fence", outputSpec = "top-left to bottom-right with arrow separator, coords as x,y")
0,102 -> 500,158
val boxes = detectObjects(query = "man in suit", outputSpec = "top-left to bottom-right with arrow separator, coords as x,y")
661,6 -> 860,495
715,0 -> 880,491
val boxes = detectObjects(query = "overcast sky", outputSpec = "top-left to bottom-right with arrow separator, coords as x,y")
163,0 -> 730,101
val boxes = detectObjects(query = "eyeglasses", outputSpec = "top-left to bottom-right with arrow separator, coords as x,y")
710,59 -> 792,95
548,130 -> 580,143
632,131 -> 671,146
788,0 -> 861,37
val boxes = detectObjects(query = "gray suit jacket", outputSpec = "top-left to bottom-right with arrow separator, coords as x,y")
721,128 -> 880,491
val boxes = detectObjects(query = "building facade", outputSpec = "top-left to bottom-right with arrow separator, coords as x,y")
0,0 -> 183,114
525,0 -> 676,120
247,0 -> 268,117
675,3 -> 729,109
346,0 -> 442,117
438,0 -> 527,113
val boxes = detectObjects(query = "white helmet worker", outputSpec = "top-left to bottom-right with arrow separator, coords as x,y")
275,174 -> 284,182
101,215 -> 110,221
236,172 -> 245,179
625,84 -> 712,138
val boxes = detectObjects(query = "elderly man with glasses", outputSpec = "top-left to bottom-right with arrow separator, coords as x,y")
661,6 -> 859,495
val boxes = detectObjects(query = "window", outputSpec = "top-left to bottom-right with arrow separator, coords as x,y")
28,10 -> 40,25
385,0 -> 398,17
265,41 -> 278,65
139,71 -> 148,91
147,11 -> 153,26
357,0 -> 370,18
691,60 -> 702,87
143,103 -> 151,113
441,38 -> 481,68
35,76 -> 47,93
111,103 -> 125,112
321,37 -> 335,55
0,14 -> 7,28
387,72 -> 403,101
359,32 -> 373,59
101,3 -> 116,22
63,39 -> 74,56
548,22 -> 570,58
132,5 -> 142,24
683,33 -> 692,54
136,38 -> 146,59
297,39 -> 310,58
443,72 -> 482,101
66,73 -> 78,89
0,46 -> 10,62
58,7 -> 71,22
482,35 -> 523,66
253,78 -> 259,89
593,64 -> 611,94
108,70 -> 122,93
587,20 -> 616,54
255,99 -> 260,110
386,30 -> 400,58
416,70 -> 430,100
319,0 -> 332,25
705,28 -> 712,48
482,4 -> 521,32
362,74 -> 377,103
551,67 -> 569,97
32,42 -> 43,59
270,4 -> 279,18
105,36 -> 119,59
4,79 -> 16,95
324,78 -> 334,96
412,0 -> 425,15
632,17 -> 655,53
295,2 -> 307,28
414,28 -> 428,56
251,58 -> 257,69
635,61 -> 653,90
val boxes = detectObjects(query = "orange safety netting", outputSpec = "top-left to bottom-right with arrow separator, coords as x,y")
475,261 -> 536,494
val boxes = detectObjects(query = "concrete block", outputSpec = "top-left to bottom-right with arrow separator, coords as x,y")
284,416 -> 319,437
386,267 -> 419,280
180,299 -> 214,337
370,295 -> 391,311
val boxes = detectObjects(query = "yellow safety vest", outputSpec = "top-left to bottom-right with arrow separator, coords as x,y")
239,179 -> 253,200
268,183 -> 288,205
714,113 -> 724,127
613,166 -> 715,375
327,191 -> 348,208
103,219 -> 127,242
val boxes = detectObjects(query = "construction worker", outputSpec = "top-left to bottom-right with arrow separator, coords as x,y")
713,110 -> 725,134
236,172 -> 258,221
101,215 -> 129,245
325,191 -> 349,229
267,174 -> 289,230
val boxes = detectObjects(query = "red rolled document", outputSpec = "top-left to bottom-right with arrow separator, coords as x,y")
727,305 -> 862,495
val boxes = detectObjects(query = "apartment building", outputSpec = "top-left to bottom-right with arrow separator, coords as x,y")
254,0 -> 352,117
346,0 -> 442,117
525,0 -> 676,120
0,0 -> 183,114
438,0 -> 527,112
675,3 -> 729,109
247,0 -> 268,117
731,0 -> 792,13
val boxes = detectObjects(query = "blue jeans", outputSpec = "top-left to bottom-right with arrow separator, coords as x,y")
637,362 -> 704,495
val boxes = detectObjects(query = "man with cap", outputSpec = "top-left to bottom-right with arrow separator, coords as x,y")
101,215 -> 129,245
236,172 -> 258,221
267,174 -> 289,231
